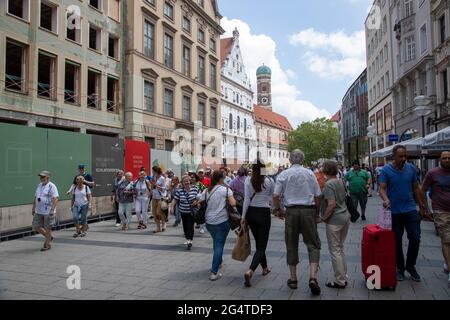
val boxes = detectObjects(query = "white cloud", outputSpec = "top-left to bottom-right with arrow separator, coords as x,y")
221,17 -> 330,127
286,69 -> 298,80
289,28 -> 366,79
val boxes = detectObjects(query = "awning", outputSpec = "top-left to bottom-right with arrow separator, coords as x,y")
424,126 -> 450,146
371,137 -> 424,158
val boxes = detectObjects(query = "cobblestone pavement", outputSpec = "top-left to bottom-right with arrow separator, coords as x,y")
0,195 -> 449,300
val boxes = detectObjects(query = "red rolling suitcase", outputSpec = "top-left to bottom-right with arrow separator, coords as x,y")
361,224 -> 397,290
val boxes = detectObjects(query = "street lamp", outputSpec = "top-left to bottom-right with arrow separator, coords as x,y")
414,95 -> 433,180
367,125 -> 376,169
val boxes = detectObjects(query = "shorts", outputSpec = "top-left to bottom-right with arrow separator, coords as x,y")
32,214 -> 51,230
434,211 -> 450,244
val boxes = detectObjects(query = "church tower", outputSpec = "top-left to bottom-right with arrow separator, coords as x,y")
256,64 -> 272,110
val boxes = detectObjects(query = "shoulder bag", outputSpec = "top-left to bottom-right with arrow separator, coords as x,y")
226,187 -> 242,231
194,186 -> 219,224
342,180 -> 360,223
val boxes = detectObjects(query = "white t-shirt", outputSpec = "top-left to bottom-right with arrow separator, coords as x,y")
35,182 -> 59,215
72,185 -> 91,207
200,185 -> 233,225
152,176 -> 167,199
135,180 -> 150,199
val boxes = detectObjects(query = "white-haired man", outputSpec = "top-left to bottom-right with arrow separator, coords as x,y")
273,149 -> 322,296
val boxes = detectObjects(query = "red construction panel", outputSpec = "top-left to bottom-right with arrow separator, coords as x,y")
124,140 -> 150,179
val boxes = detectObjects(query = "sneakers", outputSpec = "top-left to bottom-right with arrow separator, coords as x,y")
361,215 -> 367,221
406,267 -> 421,282
396,270 -> 405,282
199,228 -> 205,234
115,223 -> 121,227
209,272 -> 222,281
187,240 -> 193,250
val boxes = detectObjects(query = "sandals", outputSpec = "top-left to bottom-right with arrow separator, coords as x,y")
40,244 -> 51,252
309,278 -> 321,296
262,268 -> 272,276
326,282 -> 346,289
244,271 -> 253,287
287,279 -> 298,290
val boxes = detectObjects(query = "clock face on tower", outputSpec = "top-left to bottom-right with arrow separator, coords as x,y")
262,97 -> 269,104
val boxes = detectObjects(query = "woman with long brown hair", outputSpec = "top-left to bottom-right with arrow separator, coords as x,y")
199,170 -> 237,281
151,166 -> 167,233
241,161 -> 274,287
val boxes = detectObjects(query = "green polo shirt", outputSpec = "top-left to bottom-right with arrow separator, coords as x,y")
345,169 -> 370,194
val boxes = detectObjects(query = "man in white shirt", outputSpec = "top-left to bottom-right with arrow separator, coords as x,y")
32,171 -> 59,251
273,150 -> 322,296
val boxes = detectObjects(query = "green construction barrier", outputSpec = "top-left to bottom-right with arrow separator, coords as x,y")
47,129 -> 91,201
0,123 -> 48,207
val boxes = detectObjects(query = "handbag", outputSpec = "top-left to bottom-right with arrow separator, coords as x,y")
194,186 -> 219,224
342,180 -> 360,223
226,187 -> 242,230
232,227 -> 251,262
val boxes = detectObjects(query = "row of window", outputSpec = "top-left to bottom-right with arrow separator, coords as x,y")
6,0 -> 121,60
221,86 -> 252,109
370,104 -> 393,139
4,39 -> 119,112
369,43 -> 388,81
143,80 -> 217,128
369,72 -> 390,105
143,19 -> 217,90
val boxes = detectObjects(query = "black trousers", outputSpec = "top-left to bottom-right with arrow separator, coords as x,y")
114,201 -> 120,223
246,207 -> 271,271
181,212 -> 195,241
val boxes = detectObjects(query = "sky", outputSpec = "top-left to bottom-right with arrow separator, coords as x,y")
218,0 -> 373,128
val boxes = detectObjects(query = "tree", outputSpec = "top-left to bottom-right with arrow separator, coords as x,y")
288,118 -> 339,165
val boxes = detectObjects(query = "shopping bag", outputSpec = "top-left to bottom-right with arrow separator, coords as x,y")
377,207 -> 392,230
232,227 -> 251,262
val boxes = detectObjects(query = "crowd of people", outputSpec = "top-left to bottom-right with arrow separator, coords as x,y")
30,148 -> 450,291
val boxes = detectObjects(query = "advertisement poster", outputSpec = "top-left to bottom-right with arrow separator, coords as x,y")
124,140 -> 150,178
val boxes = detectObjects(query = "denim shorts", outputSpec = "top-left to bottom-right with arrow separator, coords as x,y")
32,214 -> 51,230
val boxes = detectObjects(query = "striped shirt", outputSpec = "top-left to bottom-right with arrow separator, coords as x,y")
174,186 -> 200,214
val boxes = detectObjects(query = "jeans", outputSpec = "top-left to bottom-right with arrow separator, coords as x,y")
118,202 -> 133,225
72,204 -> 89,226
246,207 -> 271,271
181,212 -> 195,241
350,192 -> 368,214
392,211 -> 421,271
206,221 -> 231,274
135,197 -> 150,223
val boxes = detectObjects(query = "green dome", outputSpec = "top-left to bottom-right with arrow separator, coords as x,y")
256,65 -> 272,76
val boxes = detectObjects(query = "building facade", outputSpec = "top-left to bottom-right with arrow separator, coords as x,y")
0,0 -> 124,136
219,28 -> 256,170
431,0 -> 450,130
341,69 -> 369,165
254,65 -> 292,169
123,0 -> 224,166
366,0 -> 395,157
390,0 -> 436,140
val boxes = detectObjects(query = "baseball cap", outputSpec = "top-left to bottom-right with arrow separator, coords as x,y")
78,164 -> 85,169
198,168 -> 204,173
38,171 -> 51,177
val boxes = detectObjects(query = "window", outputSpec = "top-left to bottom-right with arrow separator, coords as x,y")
244,118 -> 247,133
210,38 -> 216,52
182,16 -> 191,32
164,33 -> 174,68
107,76 -> 119,113
198,102 -> 205,126
5,40 -> 27,93
164,88 -> 173,116
40,1 -> 58,33
405,0 -> 413,17
182,45 -> 191,77
144,80 -> 154,112
405,36 -> 415,61
182,96 -> 191,121
383,16 -> 387,34
87,69 -> 101,109
7,0 -> 29,20
89,24 -> 101,51
440,15 -> 446,44
144,20 -> 154,58
64,61 -> 80,104
210,105 -> 217,129
90,0 -> 101,11
384,104 -> 392,131
198,55 -> 205,84
66,9 -> 81,43
37,51 -> 56,100
229,113 -> 233,130
108,35 -> 119,59
376,110 -> 384,134
165,140 -> 174,152
164,2 -> 173,20
108,0 -> 120,22
420,24 -> 427,54
237,116 -> 241,130
210,63 -> 217,90
146,0 -> 155,6
384,44 -> 388,62
198,29 -> 205,43
443,70 -> 448,100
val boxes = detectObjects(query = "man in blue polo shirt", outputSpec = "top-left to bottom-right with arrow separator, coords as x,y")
379,145 -> 430,282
